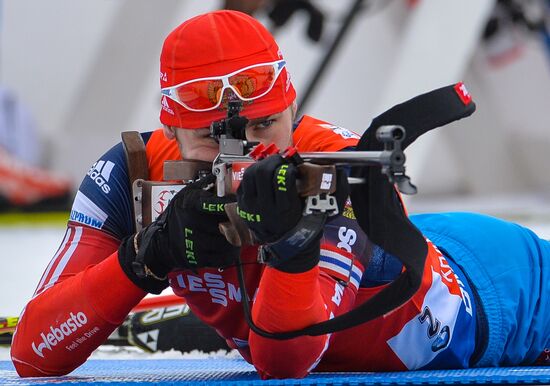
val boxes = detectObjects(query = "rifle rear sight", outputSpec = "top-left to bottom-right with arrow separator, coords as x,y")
210,101 -> 258,156
209,101 -> 249,140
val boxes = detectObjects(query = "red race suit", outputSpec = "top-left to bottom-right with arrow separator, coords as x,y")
11,116 -> 477,378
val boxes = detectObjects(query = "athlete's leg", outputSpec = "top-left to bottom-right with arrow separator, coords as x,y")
411,212 -> 550,366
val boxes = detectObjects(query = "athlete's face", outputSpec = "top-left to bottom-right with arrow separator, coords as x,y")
164,103 -> 296,162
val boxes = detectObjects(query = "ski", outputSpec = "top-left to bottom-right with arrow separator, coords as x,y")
0,295 -> 228,353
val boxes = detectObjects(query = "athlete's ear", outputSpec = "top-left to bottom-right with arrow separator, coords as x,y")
163,125 -> 176,140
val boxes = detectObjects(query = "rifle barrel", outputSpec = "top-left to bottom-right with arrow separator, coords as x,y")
347,177 -> 365,184
299,151 -> 393,165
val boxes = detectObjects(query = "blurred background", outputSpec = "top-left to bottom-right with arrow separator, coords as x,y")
1,0 -> 550,315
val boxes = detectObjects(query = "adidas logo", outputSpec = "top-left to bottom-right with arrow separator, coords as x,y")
87,160 -> 114,194
161,96 -> 174,115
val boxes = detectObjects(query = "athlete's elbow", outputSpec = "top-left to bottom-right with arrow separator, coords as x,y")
250,333 -> 327,379
10,326 -> 81,377
11,356 -> 71,377
11,345 -> 74,377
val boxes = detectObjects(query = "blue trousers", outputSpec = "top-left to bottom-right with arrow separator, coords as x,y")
411,212 -> 550,367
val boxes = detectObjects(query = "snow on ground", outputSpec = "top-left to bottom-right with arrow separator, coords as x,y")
0,345 -> 241,361
87,347 -> 241,360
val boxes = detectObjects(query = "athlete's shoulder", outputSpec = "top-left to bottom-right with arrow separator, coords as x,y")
71,130 -> 162,239
292,115 -> 361,152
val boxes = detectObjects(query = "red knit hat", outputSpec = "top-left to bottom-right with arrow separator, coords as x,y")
159,10 -> 296,129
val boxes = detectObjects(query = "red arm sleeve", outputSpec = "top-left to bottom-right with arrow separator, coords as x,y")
249,244 -> 363,379
10,223 -> 146,377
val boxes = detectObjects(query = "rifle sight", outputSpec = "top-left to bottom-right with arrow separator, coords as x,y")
210,100 -> 249,141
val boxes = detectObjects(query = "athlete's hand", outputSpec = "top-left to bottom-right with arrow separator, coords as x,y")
236,154 -> 333,273
236,154 -> 303,244
119,174 -> 240,293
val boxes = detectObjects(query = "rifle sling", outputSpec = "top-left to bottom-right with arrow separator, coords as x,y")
239,83 -> 476,339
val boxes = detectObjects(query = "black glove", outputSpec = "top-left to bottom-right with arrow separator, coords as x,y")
237,155 -> 302,244
119,174 -> 240,293
236,154 -> 348,273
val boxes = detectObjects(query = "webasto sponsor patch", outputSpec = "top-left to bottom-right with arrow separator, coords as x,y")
31,312 -> 88,358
